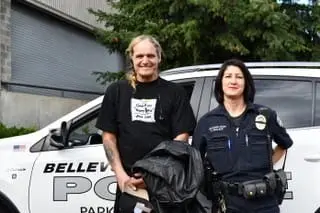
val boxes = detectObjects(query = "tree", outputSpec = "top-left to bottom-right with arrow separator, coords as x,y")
89,0 -> 309,83
281,3 -> 320,61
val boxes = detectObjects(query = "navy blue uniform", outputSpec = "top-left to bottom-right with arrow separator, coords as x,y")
192,103 -> 293,213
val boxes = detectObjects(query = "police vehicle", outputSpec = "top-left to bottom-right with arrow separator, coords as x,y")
0,62 -> 320,213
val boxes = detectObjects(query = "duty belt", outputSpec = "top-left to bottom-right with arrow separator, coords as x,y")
223,179 -> 272,200
223,182 -> 243,196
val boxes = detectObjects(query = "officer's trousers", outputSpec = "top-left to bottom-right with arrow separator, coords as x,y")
224,194 -> 280,213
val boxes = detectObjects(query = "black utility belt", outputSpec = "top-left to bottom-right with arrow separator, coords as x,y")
223,179 -> 271,199
222,170 -> 287,201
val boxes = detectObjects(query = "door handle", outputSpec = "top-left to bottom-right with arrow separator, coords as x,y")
304,154 -> 320,162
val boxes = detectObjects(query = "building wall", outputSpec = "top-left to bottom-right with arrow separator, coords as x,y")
22,0 -> 113,29
0,90 -> 89,128
0,0 -> 12,86
0,1 -> 116,129
9,3 -> 117,99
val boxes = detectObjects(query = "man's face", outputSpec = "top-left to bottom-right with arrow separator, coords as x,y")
222,65 -> 245,100
132,40 -> 160,82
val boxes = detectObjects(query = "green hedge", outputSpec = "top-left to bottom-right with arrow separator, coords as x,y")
0,123 -> 36,139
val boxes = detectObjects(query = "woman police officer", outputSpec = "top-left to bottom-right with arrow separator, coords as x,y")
192,59 -> 293,213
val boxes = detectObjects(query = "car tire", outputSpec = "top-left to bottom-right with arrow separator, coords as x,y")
0,205 -> 13,213
0,206 -> 5,213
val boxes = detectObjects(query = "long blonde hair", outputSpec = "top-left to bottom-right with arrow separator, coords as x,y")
125,35 -> 163,89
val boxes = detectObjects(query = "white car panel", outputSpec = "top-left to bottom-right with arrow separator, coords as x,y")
29,145 -> 115,213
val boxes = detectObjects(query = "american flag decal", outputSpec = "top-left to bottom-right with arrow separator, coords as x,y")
13,145 -> 26,152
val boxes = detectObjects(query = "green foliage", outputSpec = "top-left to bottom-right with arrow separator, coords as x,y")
281,3 -> 320,61
92,70 -> 126,85
0,123 -> 36,139
81,125 -> 90,135
89,0 -> 318,84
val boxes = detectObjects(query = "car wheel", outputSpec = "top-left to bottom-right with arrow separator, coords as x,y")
0,205 -> 13,213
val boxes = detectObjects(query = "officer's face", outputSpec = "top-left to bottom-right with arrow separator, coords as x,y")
131,39 -> 160,82
222,65 -> 245,100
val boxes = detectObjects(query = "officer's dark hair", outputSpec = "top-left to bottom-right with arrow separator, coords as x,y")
214,59 -> 255,104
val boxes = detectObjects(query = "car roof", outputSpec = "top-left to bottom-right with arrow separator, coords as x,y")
160,62 -> 320,81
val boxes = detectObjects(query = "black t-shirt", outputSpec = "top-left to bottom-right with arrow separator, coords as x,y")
229,110 -> 246,127
96,78 -> 196,170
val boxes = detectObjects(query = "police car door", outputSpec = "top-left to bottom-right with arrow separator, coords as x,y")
29,110 -> 116,213
254,78 -> 320,213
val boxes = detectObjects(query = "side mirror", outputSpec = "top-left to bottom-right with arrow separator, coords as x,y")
49,121 -> 68,149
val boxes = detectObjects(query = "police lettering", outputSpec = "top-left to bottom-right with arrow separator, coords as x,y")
80,206 -> 114,213
43,162 -> 108,173
53,176 -> 116,201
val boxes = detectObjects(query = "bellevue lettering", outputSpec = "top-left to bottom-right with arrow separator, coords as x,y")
53,176 -> 116,201
43,162 -> 109,173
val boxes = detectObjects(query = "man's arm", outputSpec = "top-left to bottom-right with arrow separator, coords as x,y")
102,132 -> 132,191
174,133 -> 189,142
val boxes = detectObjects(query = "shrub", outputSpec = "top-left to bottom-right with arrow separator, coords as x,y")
0,123 -> 36,139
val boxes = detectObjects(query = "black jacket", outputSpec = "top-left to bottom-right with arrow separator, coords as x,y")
132,140 -> 210,213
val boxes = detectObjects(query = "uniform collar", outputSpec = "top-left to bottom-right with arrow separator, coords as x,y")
213,102 -> 256,116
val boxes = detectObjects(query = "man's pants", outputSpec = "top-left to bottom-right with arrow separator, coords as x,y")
114,187 -> 121,212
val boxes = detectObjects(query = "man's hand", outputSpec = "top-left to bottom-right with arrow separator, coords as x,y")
130,173 -> 146,189
116,171 -> 132,192
117,172 -> 147,192
174,132 -> 189,142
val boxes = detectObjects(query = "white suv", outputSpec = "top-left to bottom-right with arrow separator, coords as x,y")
0,62 -> 320,213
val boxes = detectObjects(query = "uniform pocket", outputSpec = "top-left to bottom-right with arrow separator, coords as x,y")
206,135 -> 231,174
247,133 -> 270,170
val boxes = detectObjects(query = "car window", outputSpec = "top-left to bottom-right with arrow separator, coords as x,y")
254,79 -> 312,129
314,82 -> 320,126
209,79 -> 312,129
178,81 -> 195,102
68,113 -> 102,145
210,81 -> 218,110
177,80 -> 202,118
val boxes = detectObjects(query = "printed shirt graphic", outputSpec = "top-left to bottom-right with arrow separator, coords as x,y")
131,98 -> 157,123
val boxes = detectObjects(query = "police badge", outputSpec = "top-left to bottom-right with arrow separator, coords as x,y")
255,114 -> 267,130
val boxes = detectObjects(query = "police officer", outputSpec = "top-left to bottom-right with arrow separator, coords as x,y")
192,59 -> 293,213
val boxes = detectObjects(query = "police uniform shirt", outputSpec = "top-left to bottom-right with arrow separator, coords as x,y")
96,78 -> 196,171
192,103 -> 293,182
229,110 -> 245,128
